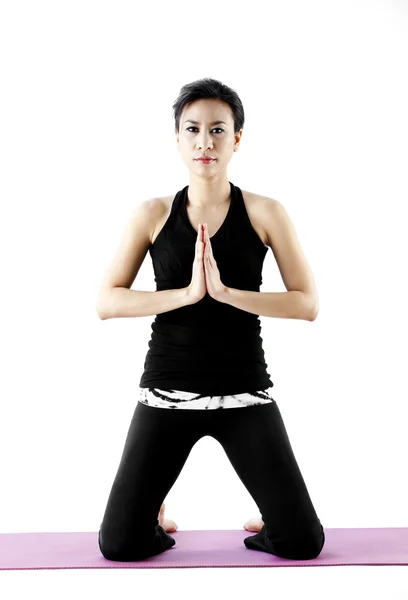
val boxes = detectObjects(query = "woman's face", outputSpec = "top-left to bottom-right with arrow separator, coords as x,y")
176,98 -> 242,174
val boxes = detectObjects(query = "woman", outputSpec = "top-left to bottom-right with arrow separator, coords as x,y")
96,77 -> 324,562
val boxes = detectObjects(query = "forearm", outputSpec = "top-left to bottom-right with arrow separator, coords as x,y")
218,287 -> 316,321
97,286 -> 191,320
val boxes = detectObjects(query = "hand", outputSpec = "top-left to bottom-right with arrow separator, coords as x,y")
186,222 -> 207,304
203,223 -> 227,301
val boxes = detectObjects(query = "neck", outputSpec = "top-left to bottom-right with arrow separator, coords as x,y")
187,175 -> 231,209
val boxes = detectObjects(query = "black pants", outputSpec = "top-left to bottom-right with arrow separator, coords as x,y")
98,399 -> 325,561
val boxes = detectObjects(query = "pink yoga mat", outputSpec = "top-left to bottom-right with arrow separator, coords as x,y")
1,528 -> 407,570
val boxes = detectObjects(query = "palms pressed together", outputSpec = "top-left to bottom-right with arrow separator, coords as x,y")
158,503 -> 264,533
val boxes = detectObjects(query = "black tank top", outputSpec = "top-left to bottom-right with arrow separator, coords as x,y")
139,181 -> 274,396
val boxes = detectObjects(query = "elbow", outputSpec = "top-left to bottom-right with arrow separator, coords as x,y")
310,297 -> 319,321
96,304 -> 108,320
301,293 -> 318,321
96,287 -> 119,319
308,302 -> 319,321
96,292 -> 111,320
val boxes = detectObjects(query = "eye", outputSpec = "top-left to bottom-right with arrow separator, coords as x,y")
186,127 -> 224,134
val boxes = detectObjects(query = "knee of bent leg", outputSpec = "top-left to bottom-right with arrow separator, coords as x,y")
98,529 -> 124,561
98,528 -> 149,562
276,524 -> 325,560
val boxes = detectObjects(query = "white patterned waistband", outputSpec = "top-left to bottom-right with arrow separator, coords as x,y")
138,387 -> 275,410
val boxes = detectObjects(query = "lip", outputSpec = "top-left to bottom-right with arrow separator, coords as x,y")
195,158 -> 216,162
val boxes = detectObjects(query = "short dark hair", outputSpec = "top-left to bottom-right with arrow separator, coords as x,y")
172,77 -> 245,135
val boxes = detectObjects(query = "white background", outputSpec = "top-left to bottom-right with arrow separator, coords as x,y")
1,0 -> 407,598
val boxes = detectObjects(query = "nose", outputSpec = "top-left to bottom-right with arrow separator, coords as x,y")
197,133 -> 213,150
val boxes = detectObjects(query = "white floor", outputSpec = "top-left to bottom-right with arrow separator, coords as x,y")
1,566 -> 408,600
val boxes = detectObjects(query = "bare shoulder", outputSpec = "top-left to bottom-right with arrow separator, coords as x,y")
148,194 -> 177,245
241,189 -> 278,247
145,195 -> 169,244
241,189 -> 277,209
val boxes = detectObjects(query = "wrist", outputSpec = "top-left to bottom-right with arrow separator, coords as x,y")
215,286 -> 230,303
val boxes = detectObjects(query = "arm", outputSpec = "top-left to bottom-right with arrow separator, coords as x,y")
96,199 -> 195,320
98,286 -> 193,320
217,287 -> 316,320
218,198 -> 318,320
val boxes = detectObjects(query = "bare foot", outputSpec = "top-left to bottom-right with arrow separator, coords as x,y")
158,502 -> 178,533
243,517 -> 264,532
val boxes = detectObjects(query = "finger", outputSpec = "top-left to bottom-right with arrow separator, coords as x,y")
204,223 -> 211,250
197,223 -> 204,259
204,242 -> 209,265
202,223 -> 207,255
205,227 -> 213,259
